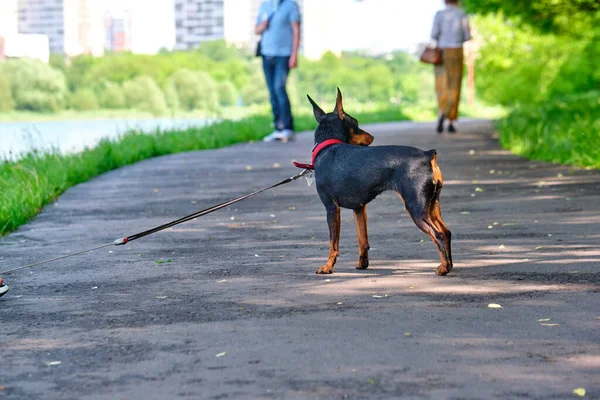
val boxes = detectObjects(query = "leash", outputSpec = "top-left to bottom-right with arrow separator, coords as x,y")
0,169 -> 311,276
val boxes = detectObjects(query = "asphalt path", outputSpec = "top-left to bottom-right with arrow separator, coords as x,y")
1,120 -> 599,399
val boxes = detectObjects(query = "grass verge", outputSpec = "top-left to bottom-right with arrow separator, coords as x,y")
498,92 -> 600,169
0,108 -> 409,236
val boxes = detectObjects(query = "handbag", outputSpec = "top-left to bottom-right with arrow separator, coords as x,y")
420,46 -> 442,65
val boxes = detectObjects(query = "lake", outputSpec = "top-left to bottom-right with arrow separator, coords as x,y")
0,118 -> 211,159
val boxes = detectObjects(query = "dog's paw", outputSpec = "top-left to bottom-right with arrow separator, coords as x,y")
435,264 -> 451,276
316,265 -> 334,274
355,258 -> 369,270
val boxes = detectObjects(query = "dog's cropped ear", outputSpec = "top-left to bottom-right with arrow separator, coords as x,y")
334,87 -> 345,120
307,94 -> 326,123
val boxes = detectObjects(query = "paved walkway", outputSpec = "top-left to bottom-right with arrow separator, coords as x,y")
1,120 -> 599,399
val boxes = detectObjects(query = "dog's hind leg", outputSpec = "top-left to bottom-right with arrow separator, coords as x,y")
397,185 -> 452,275
429,200 -> 452,270
353,205 -> 370,270
317,205 -> 341,274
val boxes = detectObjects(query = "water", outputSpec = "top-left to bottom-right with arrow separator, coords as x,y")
0,117 -> 211,159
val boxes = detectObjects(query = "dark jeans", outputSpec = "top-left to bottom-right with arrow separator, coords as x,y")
262,56 -> 294,131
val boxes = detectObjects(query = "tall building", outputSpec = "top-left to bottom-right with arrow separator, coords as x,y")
105,10 -> 133,53
174,0 -> 225,50
17,0 -> 104,57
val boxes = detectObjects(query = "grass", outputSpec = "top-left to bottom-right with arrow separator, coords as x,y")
0,108 -> 409,236
498,92 -> 600,169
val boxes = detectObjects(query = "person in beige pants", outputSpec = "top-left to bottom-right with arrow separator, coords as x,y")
431,0 -> 471,133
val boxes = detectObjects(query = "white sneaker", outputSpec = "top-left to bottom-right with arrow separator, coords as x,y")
0,278 -> 8,298
263,129 -> 294,143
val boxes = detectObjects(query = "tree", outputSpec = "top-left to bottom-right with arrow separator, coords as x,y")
0,76 -> 15,112
0,58 -> 67,112
100,83 -> 126,109
69,88 -> 99,110
122,76 -> 168,115
217,81 -> 239,106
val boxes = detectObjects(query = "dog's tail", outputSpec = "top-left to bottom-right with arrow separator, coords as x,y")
425,149 -> 443,201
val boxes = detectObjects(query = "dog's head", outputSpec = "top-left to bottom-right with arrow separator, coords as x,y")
307,88 -> 374,146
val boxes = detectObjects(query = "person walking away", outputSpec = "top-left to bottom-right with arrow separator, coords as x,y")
431,0 -> 471,133
255,0 -> 301,142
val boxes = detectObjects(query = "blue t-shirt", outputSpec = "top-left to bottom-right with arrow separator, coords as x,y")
257,0 -> 301,57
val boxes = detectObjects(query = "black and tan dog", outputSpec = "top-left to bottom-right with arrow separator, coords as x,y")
304,89 -> 452,275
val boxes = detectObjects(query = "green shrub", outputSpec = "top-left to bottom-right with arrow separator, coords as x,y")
69,88 -> 99,110
0,58 -> 67,112
167,69 -> 219,112
0,76 -> 15,111
122,76 -> 168,115
100,84 -> 126,109
217,81 -> 239,106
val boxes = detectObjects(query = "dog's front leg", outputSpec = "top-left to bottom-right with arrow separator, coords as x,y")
316,205 -> 340,274
353,205 -> 369,270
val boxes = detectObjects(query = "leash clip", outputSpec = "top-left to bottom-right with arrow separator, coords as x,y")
304,171 -> 315,186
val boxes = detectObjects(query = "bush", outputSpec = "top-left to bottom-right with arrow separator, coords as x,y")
217,81 -> 239,106
0,76 -> 15,111
69,88 -> 99,110
0,58 -> 67,112
100,84 -> 126,109
123,76 -> 168,115
167,69 -> 219,112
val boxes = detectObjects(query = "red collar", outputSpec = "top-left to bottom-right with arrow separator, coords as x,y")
293,139 -> 344,170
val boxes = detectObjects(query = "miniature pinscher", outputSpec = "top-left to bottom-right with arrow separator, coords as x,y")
304,89 -> 453,275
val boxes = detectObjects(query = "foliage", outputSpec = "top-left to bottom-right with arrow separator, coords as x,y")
461,0 -> 600,37
217,81 -> 239,106
69,88 -> 99,111
0,58 -> 67,112
100,83 -> 127,109
167,69 -> 219,112
498,93 -> 600,168
0,76 -> 15,111
0,107 -> 409,236
122,76 -> 168,116
467,0 -> 600,169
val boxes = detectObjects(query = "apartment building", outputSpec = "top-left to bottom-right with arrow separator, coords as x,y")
174,0 -> 225,50
105,10 -> 133,53
18,0 -> 104,57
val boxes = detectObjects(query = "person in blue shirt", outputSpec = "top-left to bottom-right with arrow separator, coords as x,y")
255,0 -> 301,142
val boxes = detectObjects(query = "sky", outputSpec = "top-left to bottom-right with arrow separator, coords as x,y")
101,0 -> 444,54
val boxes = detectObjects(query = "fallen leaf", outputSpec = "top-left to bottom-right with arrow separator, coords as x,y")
325,279 -> 331,283
471,194 -> 476,197
153,189 -> 159,193
408,286 -> 415,289
471,180 -> 479,184
217,279 -> 227,283
367,379 -> 375,385
272,163 -> 281,168
45,361 -> 62,366
404,332 -> 411,337
475,187 -> 484,192
216,352 -> 227,358
537,318 -> 551,322
540,323 -> 560,327
498,244 -> 505,249
254,254 -> 259,257
270,214 -> 276,218
535,246 -> 544,250
488,225 -> 493,229
488,303 -> 503,309
460,211 -> 470,215
489,169 -> 495,174
468,150 -> 476,155
503,223 -> 517,226
191,200 -> 197,204
155,259 -> 173,265
573,388 -> 586,397
336,302 -> 343,305
92,286 -> 98,290
557,173 -> 563,178
373,295 -> 383,298
245,166 -> 253,170
288,206 -> 296,211
155,296 -> 168,299
493,222 -> 499,226
230,216 -> 235,220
